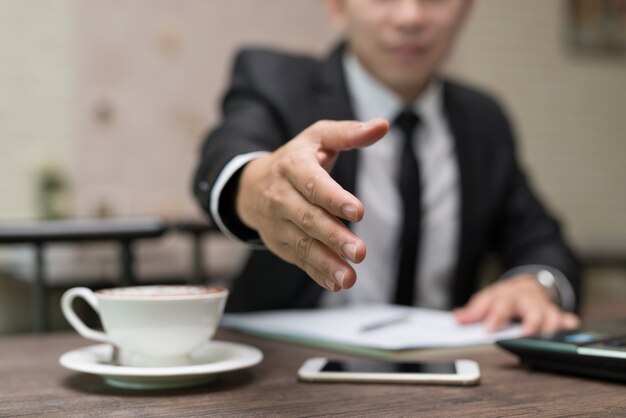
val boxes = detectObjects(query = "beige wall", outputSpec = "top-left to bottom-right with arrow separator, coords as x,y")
0,0 -> 75,220
72,0 -> 338,219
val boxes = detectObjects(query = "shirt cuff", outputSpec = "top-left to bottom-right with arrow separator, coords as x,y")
209,151 -> 269,249
500,264 -> 576,312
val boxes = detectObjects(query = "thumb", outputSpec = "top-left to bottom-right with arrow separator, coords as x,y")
312,119 -> 390,152
310,119 -> 389,170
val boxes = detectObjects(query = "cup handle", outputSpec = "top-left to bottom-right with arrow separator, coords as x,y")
61,287 -> 109,343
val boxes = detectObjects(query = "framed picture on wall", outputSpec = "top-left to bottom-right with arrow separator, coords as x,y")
568,0 -> 626,56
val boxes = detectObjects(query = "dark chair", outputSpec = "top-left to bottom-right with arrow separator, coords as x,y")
0,217 -> 167,332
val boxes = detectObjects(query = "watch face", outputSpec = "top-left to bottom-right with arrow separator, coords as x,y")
536,270 -> 560,304
537,270 -> 556,288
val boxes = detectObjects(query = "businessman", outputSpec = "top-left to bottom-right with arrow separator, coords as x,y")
194,0 -> 581,335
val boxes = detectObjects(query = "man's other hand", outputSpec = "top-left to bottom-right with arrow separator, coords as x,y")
235,119 -> 389,292
453,274 -> 580,336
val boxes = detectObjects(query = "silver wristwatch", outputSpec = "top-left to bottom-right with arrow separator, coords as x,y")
536,270 -> 561,306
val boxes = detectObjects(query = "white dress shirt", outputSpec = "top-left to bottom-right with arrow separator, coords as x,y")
321,52 -> 459,309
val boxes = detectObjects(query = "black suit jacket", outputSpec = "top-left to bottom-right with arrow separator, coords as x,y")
194,44 -> 581,312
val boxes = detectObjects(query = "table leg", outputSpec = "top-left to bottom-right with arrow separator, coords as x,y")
192,234 -> 206,284
120,240 -> 135,287
34,242 -> 47,333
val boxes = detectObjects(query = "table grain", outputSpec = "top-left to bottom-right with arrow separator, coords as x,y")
0,326 -> 624,417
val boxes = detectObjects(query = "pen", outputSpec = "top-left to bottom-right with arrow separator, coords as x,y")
359,313 -> 411,333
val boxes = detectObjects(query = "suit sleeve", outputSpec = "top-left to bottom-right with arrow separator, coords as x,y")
489,107 -> 581,311
193,50 -> 288,240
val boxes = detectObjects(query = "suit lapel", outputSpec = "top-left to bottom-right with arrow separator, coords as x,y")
315,43 -> 358,196
443,82 -> 478,307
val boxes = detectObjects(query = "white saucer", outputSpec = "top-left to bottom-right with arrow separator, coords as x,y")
59,341 -> 263,390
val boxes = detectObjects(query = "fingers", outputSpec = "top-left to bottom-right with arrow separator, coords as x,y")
265,221 -> 356,291
455,276 -> 582,337
562,312 -> 580,329
280,155 -> 364,224
537,308 -> 580,334
266,169 -> 365,263
291,196 -> 365,263
309,119 -> 390,152
516,304 -> 580,336
540,306 -> 562,333
484,299 -> 516,333
521,307 -> 544,336
453,290 -> 493,325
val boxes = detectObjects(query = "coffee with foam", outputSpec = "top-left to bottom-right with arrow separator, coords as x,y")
97,285 -> 224,298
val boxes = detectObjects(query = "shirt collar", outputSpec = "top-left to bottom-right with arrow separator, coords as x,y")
342,50 -> 443,125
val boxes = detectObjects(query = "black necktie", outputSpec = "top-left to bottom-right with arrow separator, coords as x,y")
394,109 -> 421,306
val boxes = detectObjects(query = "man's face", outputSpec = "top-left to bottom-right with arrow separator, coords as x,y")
328,0 -> 473,99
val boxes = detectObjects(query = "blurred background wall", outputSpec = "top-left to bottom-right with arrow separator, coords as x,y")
0,0 -> 75,220
0,0 -> 624,332
449,0 -> 626,254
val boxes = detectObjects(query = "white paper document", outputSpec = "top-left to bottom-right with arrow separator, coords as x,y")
222,304 -> 523,351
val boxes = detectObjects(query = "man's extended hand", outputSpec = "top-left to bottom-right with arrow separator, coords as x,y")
453,274 -> 580,336
236,119 -> 390,292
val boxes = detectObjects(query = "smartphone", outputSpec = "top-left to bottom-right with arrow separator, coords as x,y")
297,358 -> 480,386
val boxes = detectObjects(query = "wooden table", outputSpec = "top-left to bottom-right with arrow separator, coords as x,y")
0,324 -> 624,417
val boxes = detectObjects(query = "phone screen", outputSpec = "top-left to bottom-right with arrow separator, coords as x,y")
321,360 -> 457,374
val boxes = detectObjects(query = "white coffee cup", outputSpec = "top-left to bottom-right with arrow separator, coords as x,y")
61,285 -> 228,367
